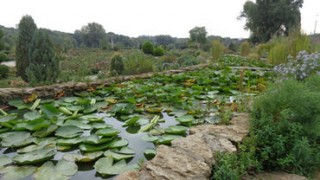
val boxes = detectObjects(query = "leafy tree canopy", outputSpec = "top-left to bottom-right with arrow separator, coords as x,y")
239,0 -> 303,43
75,22 -> 106,48
189,26 -> 207,45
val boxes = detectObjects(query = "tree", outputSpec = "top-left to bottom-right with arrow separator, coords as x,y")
189,26 -> 207,47
239,0 -> 303,43
212,40 -> 225,61
77,22 -> 106,48
26,29 -> 59,85
0,29 -> 9,63
142,41 -> 154,55
16,15 -> 37,81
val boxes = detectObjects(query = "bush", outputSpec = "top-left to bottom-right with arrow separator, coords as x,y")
0,52 -> 9,62
142,41 -> 154,55
124,52 -> 155,75
240,41 -> 250,56
110,54 -> 124,75
0,65 -> 9,79
268,43 -> 288,65
153,47 -> 165,56
250,76 -> 320,176
212,40 -> 224,62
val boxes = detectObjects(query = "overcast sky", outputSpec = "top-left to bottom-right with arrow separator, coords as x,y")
1,0 -> 319,38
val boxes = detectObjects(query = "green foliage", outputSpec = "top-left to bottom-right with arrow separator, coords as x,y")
239,0 -> 303,43
26,29 -> 59,85
123,52 -> 155,75
267,31 -> 311,65
250,76 -> 320,176
0,52 -> 9,62
240,41 -> 250,56
110,54 -> 124,75
142,41 -> 154,55
212,40 -> 224,62
153,46 -> 165,56
16,15 -> 37,82
0,65 -> 9,79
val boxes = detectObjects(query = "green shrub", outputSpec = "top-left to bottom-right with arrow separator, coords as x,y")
250,76 -> 320,176
0,52 -> 9,62
0,65 -> 9,79
142,41 -> 154,55
153,47 -> 165,56
212,40 -> 224,62
268,43 -> 288,64
110,54 -> 124,75
124,52 -> 155,75
240,41 -> 250,56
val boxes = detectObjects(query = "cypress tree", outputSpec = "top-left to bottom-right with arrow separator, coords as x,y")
26,29 -> 59,85
16,15 -> 37,81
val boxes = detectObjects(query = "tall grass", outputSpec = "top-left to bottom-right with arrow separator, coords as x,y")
211,40 -> 224,62
123,51 -> 155,75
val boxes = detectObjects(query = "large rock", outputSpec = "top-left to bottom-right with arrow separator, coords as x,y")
140,145 -> 211,180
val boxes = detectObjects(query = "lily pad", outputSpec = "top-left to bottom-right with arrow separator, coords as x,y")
33,159 -> 77,180
1,131 -> 33,147
103,150 -> 134,161
40,104 -> 61,119
108,139 -> 129,148
83,134 -> 114,145
123,116 -> 140,127
8,99 -> 30,110
113,147 -> 135,155
79,143 -> 110,152
94,157 -> 139,176
55,125 -> 83,138
0,166 -> 36,180
57,137 -> 83,145
0,155 -> 12,167
32,124 -> 58,137
23,111 -> 41,120
95,128 -> 120,137
176,115 -> 194,124
63,151 -> 103,162
63,120 -> 91,129
91,122 -> 111,129
144,148 -> 156,160
164,125 -> 188,135
13,145 -> 57,164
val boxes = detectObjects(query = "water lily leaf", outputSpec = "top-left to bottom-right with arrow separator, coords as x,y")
32,124 -> 58,137
40,104 -> 61,119
1,131 -> 33,147
55,159 -> 78,176
23,111 -> 41,120
33,159 -> 77,180
79,142 -> 110,152
0,155 -> 12,167
17,142 -> 55,154
13,145 -> 56,164
164,125 -> 188,135
33,161 -> 66,180
25,118 -> 51,131
80,115 -> 103,122
94,157 -> 139,176
95,128 -> 120,137
141,135 -> 159,142
63,120 -> 91,129
91,122 -> 111,129
103,150 -> 134,161
157,135 -> 182,145
0,127 -> 10,134
55,126 -> 83,138
83,106 -> 97,114
123,116 -> 140,127
83,134 -> 114,145
146,107 -> 163,113
113,147 -> 135,155
176,115 -> 194,124
144,148 -> 156,160
63,151 -> 103,162
57,137 -> 83,145
8,99 -> 30,110
108,139 -> 129,148
0,166 -> 36,180
168,110 -> 187,117
0,114 -> 17,128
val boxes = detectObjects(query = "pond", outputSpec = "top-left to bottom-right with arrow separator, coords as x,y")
0,67 -> 273,179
